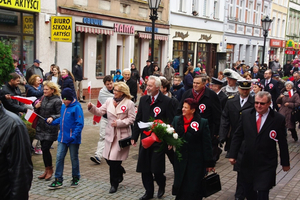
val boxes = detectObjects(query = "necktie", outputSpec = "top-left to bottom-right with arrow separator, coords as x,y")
256,114 -> 263,133
265,80 -> 268,86
241,99 -> 244,107
150,96 -> 155,105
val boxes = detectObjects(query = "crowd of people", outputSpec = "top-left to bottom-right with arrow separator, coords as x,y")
0,57 -> 298,200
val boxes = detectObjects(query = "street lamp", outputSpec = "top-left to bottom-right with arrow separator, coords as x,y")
148,0 -> 161,67
261,16 -> 273,67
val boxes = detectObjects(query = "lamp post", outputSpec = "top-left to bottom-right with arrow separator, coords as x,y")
148,0 -> 161,67
261,16 -> 273,67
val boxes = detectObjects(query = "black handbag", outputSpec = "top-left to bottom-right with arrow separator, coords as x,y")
201,172 -> 221,198
118,136 -> 132,148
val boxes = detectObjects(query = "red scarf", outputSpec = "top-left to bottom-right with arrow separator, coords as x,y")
183,116 -> 193,133
192,87 -> 205,102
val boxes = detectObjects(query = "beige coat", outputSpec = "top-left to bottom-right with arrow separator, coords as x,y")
89,97 -> 136,161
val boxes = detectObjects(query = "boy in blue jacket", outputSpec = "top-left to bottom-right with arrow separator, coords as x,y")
47,88 -> 84,189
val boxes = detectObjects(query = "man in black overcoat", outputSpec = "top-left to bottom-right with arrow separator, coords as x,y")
229,91 -> 290,200
177,75 -> 222,161
260,69 -> 280,110
211,77 -> 227,110
251,66 -> 264,80
131,76 -> 175,200
219,80 -> 254,200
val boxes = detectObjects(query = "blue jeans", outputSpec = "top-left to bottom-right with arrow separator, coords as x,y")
54,142 -> 80,182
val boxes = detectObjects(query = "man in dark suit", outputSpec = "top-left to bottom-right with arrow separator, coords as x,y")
131,76 -> 175,200
219,80 -> 254,200
251,66 -> 264,80
260,69 -> 280,110
283,60 -> 293,77
142,60 -> 153,80
229,91 -> 290,200
177,75 -> 221,161
123,68 -> 138,102
211,77 -> 227,110
293,71 -> 300,93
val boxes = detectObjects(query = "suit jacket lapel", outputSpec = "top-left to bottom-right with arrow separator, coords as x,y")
259,109 -> 274,134
233,96 -> 241,111
242,96 -> 254,110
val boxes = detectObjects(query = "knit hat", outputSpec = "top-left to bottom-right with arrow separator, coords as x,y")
61,88 -> 74,101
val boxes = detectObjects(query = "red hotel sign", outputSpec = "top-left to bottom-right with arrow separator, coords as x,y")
270,39 -> 285,48
114,23 -> 134,34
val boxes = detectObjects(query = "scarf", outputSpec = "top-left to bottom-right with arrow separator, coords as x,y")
62,74 -> 68,79
113,95 -> 125,103
183,116 -> 193,133
192,87 -> 205,102
172,84 -> 183,90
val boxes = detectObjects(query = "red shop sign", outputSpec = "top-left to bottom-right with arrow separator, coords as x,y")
270,39 -> 282,47
298,51 -> 300,55
285,50 -> 295,55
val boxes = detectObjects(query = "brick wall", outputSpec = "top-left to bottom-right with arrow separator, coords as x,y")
80,88 -> 102,100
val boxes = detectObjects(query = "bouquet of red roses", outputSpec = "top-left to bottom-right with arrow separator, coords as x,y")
139,119 -> 185,160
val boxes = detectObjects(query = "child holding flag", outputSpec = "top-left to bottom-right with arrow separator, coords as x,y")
47,88 -> 84,189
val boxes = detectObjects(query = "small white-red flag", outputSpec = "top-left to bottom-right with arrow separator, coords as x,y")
289,90 -> 294,98
11,96 -> 37,104
88,81 -> 91,94
24,110 -> 37,123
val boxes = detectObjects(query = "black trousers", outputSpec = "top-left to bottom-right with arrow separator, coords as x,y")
242,181 -> 269,200
41,140 -> 54,167
105,160 -> 124,187
142,172 -> 166,196
235,172 -> 245,199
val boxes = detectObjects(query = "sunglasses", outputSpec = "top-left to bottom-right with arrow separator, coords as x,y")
255,101 -> 268,105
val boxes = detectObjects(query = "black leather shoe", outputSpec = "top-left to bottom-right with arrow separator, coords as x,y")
79,100 -> 86,103
109,186 -> 117,193
139,193 -> 153,200
157,187 -> 165,198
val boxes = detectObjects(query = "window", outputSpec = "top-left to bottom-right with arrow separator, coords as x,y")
238,0 -> 244,22
203,0 -> 207,16
281,19 -> 286,37
149,40 -> 161,67
229,0 -> 234,19
255,4 -> 261,25
197,43 -> 208,69
213,0 -> 219,19
192,0 -> 199,14
276,18 -> 281,37
179,0 -> 186,12
72,32 -> 84,71
271,17 -> 276,36
247,1 -> 253,24
95,34 -> 106,77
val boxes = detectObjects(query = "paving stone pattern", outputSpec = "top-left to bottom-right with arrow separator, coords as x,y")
29,100 -> 300,199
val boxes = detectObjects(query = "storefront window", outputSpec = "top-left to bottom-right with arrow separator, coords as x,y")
96,34 -> 106,77
0,9 -> 35,74
72,32 -> 84,68
226,44 -> 235,68
187,42 -> 194,65
197,43 -> 208,69
173,41 -> 184,73
149,40 -> 161,68
134,37 -> 140,70
258,46 -> 263,65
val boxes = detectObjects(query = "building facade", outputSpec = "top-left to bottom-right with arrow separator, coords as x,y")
169,0 -> 225,77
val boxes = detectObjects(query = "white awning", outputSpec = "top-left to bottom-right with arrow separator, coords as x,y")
138,32 -> 168,41
76,25 -> 114,35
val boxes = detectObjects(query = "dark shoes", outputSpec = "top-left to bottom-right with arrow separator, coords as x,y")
109,185 -> 118,193
139,193 -> 153,200
90,156 -> 101,164
157,186 -> 165,198
79,100 -> 86,103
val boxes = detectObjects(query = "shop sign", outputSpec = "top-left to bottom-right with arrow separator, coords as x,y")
0,14 -> 17,25
285,50 -> 295,55
23,16 -> 33,34
270,39 -> 282,47
286,40 -> 295,49
198,34 -> 212,41
295,43 -> 299,50
298,51 -> 300,55
145,27 -> 158,33
51,16 -> 72,43
0,0 -> 40,13
114,23 -> 134,34
172,31 -> 189,40
83,18 -> 102,26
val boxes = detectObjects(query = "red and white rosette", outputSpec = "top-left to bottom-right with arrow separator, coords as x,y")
298,83 -> 300,88
120,105 -> 127,113
191,121 -> 199,131
153,107 -> 161,117
199,104 -> 206,113
269,83 -> 273,89
269,130 -> 278,142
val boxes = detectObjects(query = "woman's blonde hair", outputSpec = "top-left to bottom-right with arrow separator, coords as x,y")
43,81 -> 61,96
184,66 -> 194,76
28,74 -> 41,86
114,82 -> 133,99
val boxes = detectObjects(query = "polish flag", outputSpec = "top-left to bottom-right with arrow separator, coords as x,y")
24,110 -> 38,123
289,90 -> 294,98
11,96 -> 37,104
88,81 -> 91,94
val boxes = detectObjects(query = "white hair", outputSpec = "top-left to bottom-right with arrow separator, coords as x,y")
123,68 -> 130,73
148,75 -> 161,87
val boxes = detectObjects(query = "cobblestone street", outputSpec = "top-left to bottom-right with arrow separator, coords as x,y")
29,100 -> 300,200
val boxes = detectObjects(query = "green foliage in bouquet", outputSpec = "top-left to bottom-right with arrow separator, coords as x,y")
21,114 -> 35,144
0,42 -> 14,84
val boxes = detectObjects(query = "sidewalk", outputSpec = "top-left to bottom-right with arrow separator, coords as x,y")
29,100 -> 300,200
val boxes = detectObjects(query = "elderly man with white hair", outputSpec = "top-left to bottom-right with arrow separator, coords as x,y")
123,68 -> 138,102
131,75 -> 176,200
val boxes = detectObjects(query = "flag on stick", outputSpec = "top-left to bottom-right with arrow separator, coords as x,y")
24,110 -> 37,123
289,90 -> 294,98
11,96 -> 37,104
88,81 -> 91,94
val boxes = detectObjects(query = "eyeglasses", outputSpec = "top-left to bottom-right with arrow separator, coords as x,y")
255,101 -> 268,105
113,89 -> 121,92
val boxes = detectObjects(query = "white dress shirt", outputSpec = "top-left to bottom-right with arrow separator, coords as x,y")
256,108 -> 270,132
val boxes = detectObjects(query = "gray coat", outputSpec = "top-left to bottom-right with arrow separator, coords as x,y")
36,95 -> 62,141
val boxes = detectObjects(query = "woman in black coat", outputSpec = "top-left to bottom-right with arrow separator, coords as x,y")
172,98 -> 215,200
34,81 -> 62,180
